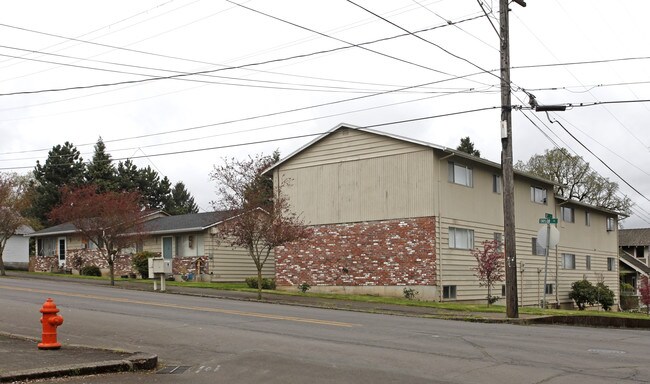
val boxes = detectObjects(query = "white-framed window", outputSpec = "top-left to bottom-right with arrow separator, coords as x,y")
531,186 -> 547,204
443,285 -> 457,299
492,174 -> 502,194
585,212 -> 591,226
607,257 -> 616,271
449,227 -> 474,249
545,284 -> 554,295
561,206 -> 575,223
493,232 -> 503,252
606,217 -> 616,231
562,253 -> 576,269
585,255 -> 591,270
448,162 -> 473,187
532,237 -> 546,256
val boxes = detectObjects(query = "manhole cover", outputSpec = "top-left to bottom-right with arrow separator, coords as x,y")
157,365 -> 192,374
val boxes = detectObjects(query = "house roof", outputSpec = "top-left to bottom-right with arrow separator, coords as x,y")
619,228 -> 650,246
140,211 -> 234,235
262,123 -> 560,187
15,224 -> 34,235
28,211 -> 234,238
554,195 -> 626,217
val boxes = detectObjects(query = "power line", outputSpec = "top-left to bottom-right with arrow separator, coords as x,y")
0,104 -> 500,170
345,0 -> 501,82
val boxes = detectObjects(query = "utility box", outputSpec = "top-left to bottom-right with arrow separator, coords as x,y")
148,257 -> 171,278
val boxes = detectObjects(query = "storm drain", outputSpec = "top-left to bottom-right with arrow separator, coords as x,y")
157,365 -> 192,374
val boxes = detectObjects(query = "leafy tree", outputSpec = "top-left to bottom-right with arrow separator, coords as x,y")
515,148 -> 631,215
0,174 -> 29,276
168,182 -> 199,215
471,240 -> 504,306
137,166 -> 172,210
595,281 -> 615,311
86,137 -> 116,192
568,279 -> 596,310
49,185 -> 143,285
31,142 -> 85,225
639,276 -> 650,315
210,153 -> 311,300
457,136 -> 481,157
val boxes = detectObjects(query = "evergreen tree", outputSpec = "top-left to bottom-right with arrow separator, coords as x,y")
30,142 -> 85,225
456,136 -> 481,157
137,166 -> 172,210
168,181 -> 199,215
116,159 -> 139,192
86,137 -> 116,192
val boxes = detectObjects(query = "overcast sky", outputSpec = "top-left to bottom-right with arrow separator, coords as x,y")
1,1 -> 649,228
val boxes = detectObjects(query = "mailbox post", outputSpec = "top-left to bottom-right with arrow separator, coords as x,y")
148,257 -> 172,292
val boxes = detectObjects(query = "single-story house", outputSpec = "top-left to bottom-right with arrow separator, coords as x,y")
28,211 -> 273,282
2,224 -> 34,270
265,123 -> 621,308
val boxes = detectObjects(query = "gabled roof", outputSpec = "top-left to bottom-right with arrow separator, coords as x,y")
15,224 -> 34,235
619,228 -> 650,246
140,211 -> 234,235
29,222 -> 77,237
263,123 -> 560,187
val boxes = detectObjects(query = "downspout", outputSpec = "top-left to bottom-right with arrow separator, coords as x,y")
437,152 -> 455,302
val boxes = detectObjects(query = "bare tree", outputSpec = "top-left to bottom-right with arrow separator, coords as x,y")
0,174 -> 29,276
49,185 -> 143,285
210,153 -> 311,299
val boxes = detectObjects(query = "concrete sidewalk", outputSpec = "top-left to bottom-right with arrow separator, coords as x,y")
0,332 -> 156,383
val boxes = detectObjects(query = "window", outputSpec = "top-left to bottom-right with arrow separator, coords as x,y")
531,186 -> 547,204
606,217 -> 616,231
585,212 -> 591,226
545,284 -> 554,295
561,207 -> 574,223
501,284 -> 506,297
585,255 -> 591,270
607,257 -> 616,271
562,253 -> 576,269
449,227 -> 474,249
448,162 -> 473,187
532,237 -> 546,256
443,285 -> 457,299
492,174 -> 502,193
493,232 -> 503,252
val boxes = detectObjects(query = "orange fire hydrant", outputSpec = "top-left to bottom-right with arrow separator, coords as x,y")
38,298 -> 64,350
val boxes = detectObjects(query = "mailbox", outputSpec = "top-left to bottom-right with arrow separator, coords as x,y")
148,257 -> 171,278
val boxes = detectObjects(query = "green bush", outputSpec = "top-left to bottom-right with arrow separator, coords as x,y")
245,276 -> 276,290
595,282 -> 615,311
80,265 -> 101,277
568,280 -> 596,310
299,282 -> 311,293
403,287 -> 418,300
132,251 -> 156,278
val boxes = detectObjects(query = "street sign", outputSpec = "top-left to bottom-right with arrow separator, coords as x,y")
537,226 -> 560,248
539,218 -> 548,224
545,213 -> 553,219
549,218 -> 558,224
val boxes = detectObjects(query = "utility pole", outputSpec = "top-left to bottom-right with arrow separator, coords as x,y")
500,0 -> 525,318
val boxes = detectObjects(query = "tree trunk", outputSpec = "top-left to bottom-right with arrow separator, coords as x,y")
487,285 -> 492,307
256,268 -> 263,300
109,255 -> 115,286
0,243 -> 6,276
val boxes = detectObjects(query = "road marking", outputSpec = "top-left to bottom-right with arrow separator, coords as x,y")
0,284 -> 360,328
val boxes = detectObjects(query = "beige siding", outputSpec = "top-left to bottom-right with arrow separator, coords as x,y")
281,127 -> 427,171
204,233 -> 275,282
280,137 -> 435,225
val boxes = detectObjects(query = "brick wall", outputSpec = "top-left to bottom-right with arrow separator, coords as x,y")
276,216 -> 436,287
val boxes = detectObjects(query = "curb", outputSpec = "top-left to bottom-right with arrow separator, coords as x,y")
0,353 -> 158,383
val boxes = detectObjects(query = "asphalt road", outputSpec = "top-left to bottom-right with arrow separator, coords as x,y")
1,277 -> 649,384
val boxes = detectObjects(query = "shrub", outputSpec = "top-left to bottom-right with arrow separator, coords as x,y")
403,287 -> 418,300
80,265 -> 101,277
298,282 -> 311,293
132,251 -> 156,278
245,276 -> 276,290
568,280 -> 596,310
595,282 -> 615,311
